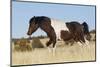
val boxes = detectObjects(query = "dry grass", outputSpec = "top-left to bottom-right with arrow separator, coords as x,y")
12,38 -> 96,66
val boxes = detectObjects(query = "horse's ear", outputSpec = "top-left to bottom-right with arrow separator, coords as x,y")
83,22 -> 86,24
65,22 -> 69,25
82,22 -> 87,26
33,16 -> 36,21
29,16 -> 36,24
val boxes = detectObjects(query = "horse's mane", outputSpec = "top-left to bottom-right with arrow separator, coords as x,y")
29,16 -> 51,24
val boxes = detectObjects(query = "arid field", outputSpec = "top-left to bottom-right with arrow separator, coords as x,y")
12,33 -> 96,66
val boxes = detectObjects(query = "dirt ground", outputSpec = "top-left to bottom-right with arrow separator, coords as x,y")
12,38 -> 96,66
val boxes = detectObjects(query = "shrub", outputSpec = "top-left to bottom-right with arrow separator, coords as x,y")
14,39 -> 32,51
32,38 -> 44,48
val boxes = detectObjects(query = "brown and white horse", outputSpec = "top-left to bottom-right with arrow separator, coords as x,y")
27,16 -> 90,54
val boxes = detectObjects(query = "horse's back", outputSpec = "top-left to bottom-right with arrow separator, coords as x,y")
51,19 -> 69,31
50,19 -> 69,40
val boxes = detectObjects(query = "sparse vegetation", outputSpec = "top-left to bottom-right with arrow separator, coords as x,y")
90,29 -> 96,34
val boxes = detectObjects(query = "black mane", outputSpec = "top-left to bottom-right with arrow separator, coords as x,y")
29,16 -> 51,24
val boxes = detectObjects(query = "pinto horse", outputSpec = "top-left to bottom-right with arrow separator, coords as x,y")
27,16 -> 90,54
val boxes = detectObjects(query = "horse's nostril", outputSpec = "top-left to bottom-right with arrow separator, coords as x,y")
27,32 -> 32,36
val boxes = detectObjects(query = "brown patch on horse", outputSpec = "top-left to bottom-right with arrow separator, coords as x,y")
61,22 -> 86,45
60,30 -> 72,41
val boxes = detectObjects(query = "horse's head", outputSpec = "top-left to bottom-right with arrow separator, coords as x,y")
27,16 -> 39,36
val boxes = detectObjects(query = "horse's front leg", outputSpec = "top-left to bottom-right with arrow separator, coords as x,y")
52,39 -> 56,56
46,39 -> 53,53
46,38 -> 57,56
46,39 -> 52,47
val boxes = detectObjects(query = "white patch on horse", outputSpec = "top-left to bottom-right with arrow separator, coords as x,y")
51,19 -> 69,40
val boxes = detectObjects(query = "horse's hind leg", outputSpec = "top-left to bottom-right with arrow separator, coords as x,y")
75,37 -> 84,46
80,33 -> 90,46
78,37 -> 89,46
77,41 -> 83,46
84,37 -> 89,45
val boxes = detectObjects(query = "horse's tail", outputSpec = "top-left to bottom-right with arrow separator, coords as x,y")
82,22 -> 89,34
82,22 -> 91,40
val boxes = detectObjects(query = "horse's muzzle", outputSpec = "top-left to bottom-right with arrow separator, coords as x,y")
27,33 -> 32,40
27,32 -> 31,35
